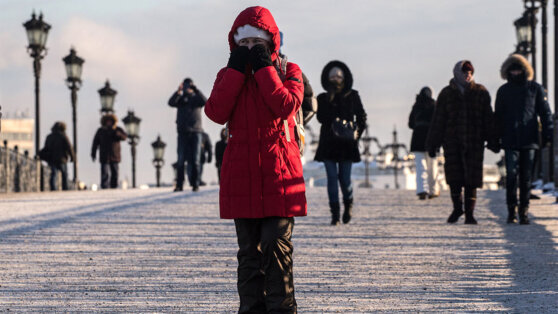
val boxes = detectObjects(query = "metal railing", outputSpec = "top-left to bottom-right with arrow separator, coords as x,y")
0,140 -> 51,193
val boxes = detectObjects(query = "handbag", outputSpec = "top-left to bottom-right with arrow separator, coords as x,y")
330,117 -> 357,142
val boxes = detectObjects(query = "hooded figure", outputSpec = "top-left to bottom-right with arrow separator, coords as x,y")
314,60 -> 367,225
426,60 -> 499,224
204,6 -> 305,312
408,87 -> 439,199
495,54 -> 553,224
43,121 -> 75,191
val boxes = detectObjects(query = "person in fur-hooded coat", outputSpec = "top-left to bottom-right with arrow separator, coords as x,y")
91,114 -> 127,189
495,53 -> 553,225
426,60 -> 499,225
314,60 -> 367,226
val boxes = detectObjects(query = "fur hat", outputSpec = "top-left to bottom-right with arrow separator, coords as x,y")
100,114 -> 118,126
234,24 -> 271,44
500,54 -> 534,80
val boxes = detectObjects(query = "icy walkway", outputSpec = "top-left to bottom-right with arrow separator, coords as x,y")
0,187 -> 557,312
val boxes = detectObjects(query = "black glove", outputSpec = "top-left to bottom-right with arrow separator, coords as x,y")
227,46 -> 250,73
249,44 -> 272,72
428,148 -> 437,158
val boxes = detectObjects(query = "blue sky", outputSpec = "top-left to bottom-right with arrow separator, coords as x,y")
0,0 -> 552,186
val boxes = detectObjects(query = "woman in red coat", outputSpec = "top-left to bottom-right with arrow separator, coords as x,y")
205,6 -> 306,313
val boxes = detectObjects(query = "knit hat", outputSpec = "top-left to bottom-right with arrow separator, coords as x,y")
234,24 -> 272,44
328,67 -> 344,80
461,61 -> 474,73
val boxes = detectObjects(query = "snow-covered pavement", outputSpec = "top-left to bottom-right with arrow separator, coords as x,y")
0,187 -> 557,312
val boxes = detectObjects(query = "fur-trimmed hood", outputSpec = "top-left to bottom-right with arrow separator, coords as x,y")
500,54 -> 534,81
321,60 -> 353,94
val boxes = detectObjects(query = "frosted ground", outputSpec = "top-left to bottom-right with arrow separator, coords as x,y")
0,186 -> 557,312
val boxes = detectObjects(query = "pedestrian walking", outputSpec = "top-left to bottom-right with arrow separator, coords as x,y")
314,60 -> 367,225
91,114 -> 127,189
41,122 -> 75,191
495,54 -> 553,224
408,87 -> 439,200
204,6 -> 306,313
198,131 -> 212,186
168,78 -> 207,192
214,128 -> 228,183
426,60 -> 499,224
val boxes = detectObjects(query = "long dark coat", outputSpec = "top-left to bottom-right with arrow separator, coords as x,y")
314,61 -> 367,162
408,95 -> 436,152
426,80 -> 498,188
91,126 -> 127,163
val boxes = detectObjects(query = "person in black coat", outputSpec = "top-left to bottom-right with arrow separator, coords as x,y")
215,128 -> 228,183
168,78 -> 207,192
91,114 -> 128,189
408,87 -> 439,200
314,60 -> 367,225
495,54 -> 554,225
198,131 -> 213,186
43,122 -> 75,191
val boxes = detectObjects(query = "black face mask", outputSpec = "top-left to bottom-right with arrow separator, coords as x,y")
329,81 -> 344,93
508,70 -> 527,84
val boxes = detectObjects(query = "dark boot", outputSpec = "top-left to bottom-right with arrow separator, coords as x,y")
518,206 -> 530,225
464,197 -> 477,224
447,193 -> 463,223
342,199 -> 353,224
330,202 -> 340,225
418,192 -> 428,200
507,205 -> 517,224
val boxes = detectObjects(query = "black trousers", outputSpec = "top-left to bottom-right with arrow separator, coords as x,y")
505,149 -> 536,208
234,217 -> 296,313
101,162 -> 119,189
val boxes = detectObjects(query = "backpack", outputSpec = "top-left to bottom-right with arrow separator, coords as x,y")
276,56 -> 305,157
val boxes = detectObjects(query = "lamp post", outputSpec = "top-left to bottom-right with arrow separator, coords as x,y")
122,111 -> 141,188
151,135 -> 166,187
98,80 -> 117,114
23,12 -> 50,191
554,0 -> 558,202
62,48 -> 84,188
514,12 -> 532,56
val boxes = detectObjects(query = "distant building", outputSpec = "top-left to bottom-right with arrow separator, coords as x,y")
0,113 -> 34,155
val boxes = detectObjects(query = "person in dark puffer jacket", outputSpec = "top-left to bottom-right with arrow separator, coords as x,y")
43,122 -> 75,191
314,60 -> 367,226
495,54 -> 553,225
408,86 -> 439,200
426,60 -> 499,225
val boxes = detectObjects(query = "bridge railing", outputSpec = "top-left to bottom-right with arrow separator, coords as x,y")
0,140 -> 51,193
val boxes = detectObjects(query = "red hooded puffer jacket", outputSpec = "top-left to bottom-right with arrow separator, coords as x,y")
205,6 -> 307,219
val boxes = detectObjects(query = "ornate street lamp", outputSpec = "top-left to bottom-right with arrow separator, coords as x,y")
122,111 -> 141,188
514,12 -> 532,56
23,11 -> 51,191
62,48 -> 84,188
98,80 -> 117,114
151,135 -> 166,187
